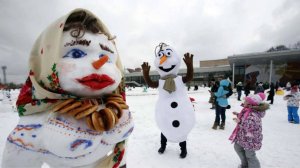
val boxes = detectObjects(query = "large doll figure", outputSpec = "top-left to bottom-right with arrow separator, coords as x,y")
1,9 -> 133,168
141,43 -> 195,158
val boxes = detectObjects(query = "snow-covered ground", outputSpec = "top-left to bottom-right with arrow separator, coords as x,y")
0,87 -> 300,168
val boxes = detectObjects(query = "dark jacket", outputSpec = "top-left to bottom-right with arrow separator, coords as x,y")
269,84 -> 275,96
237,85 -> 243,92
244,84 -> 251,95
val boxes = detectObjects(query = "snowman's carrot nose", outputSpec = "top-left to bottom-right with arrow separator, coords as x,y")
159,55 -> 167,65
92,55 -> 109,70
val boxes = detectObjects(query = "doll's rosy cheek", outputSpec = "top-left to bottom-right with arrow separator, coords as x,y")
58,63 -> 76,75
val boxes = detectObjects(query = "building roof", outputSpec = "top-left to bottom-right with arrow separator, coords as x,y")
124,66 -> 231,77
228,49 -> 300,66
200,58 -> 229,67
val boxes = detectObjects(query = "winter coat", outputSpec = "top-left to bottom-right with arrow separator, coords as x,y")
284,92 -> 300,107
254,85 -> 264,94
229,103 -> 269,151
269,85 -> 275,96
267,85 -> 275,101
211,84 -> 218,93
214,79 -> 230,107
237,85 -> 243,92
244,84 -> 251,95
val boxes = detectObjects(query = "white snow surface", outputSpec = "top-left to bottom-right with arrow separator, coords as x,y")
0,87 -> 300,168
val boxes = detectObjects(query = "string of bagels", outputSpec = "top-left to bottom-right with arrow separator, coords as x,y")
51,93 -> 128,132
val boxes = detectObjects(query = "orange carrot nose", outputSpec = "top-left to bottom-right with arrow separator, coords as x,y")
92,55 -> 109,70
159,55 -> 167,65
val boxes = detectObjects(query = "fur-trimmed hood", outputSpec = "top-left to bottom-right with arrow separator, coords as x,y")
251,102 -> 270,112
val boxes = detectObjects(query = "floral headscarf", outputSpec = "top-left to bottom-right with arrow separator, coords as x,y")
16,8 -> 124,116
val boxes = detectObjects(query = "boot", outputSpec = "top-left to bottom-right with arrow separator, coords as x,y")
219,122 -> 225,130
212,122 -> 219,130
158,133 -> 167,154
179,141 -> 187,158
158,146 -> 166,154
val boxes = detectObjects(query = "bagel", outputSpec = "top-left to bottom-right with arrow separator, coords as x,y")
52,99 -> 75,112
110,109 -> 119,126
75,105 -> 98,120
105,93 -> 123,98
68,103 -> 93,116
106,108 -> 117,129
92,112 -> 105,132
119,104 -> 129,109
106,97 -> 124,102
86,115 -> 95,130
109,99 -> 125,105
100,108 -> 115,130
59,101 -> 82,114
106,101 -> 123,118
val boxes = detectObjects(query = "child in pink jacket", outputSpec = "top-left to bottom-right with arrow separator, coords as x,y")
229,93 -> 269,168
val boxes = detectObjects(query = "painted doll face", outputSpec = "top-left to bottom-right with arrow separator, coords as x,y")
154,45 -> 181,77
58,31 -> 121,97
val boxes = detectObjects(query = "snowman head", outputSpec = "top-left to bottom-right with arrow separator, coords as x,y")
154,43 -> 181,77
57,11 -> 122,97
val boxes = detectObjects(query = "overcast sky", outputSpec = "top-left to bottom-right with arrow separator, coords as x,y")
0,0 -> 300,83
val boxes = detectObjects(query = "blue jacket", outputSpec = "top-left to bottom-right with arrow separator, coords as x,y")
214,79 -> 230,107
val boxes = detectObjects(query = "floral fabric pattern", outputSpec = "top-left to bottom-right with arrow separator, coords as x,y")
284,92 -> 300,107
235,110 -> 265,151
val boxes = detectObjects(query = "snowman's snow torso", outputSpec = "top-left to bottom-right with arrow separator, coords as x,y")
155,76 -> 195,142
6,108 -> 133,167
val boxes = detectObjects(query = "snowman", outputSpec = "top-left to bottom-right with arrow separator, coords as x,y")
141,43 -> 195,158
2,9 -> 133,168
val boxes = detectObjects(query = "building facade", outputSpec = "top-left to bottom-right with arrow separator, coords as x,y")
228,49 -> 300,87
125,49 -> 300,88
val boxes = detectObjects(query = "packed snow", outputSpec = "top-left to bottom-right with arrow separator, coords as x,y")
0,87 -> 299,168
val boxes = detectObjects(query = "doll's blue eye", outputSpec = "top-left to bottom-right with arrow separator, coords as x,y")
63,49 -> 87,59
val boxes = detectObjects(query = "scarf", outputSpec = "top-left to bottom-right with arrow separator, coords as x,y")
161,74 -> 177,93
229,107 -> 251,143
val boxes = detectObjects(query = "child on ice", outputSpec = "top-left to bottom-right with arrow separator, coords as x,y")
229,93 -> 269,168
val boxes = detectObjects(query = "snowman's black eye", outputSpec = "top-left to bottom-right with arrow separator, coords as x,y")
165,48 -> 173,57
158,52 -> 163,57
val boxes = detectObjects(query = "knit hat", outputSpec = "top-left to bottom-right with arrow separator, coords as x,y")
245,93 -> 266,106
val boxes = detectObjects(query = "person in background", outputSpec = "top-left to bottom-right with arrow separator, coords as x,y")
229,93 -> 269,168
283,83 -> 300,124
212,79 -> 233,130
267,82 -> 275,104
244,81 -> 251,97
236,82 -> 243,101
286,82 -> 291,91
263,82 -> 269,90
209,80 -> 219,109
254,82 -> 264,94
275,80 -> 280,91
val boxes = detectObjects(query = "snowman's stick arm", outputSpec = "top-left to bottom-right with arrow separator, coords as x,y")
182,53 -> 194,83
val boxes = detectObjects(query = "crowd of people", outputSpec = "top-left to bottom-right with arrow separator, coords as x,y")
207,79 -> 300,168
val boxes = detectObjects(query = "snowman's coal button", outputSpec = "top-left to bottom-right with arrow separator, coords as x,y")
172,120 -> 180,127
171,102 -> 178,108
